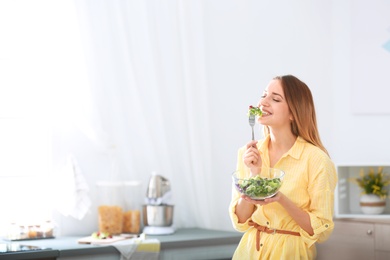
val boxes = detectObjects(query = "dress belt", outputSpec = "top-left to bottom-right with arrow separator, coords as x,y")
248,220 -> 301,251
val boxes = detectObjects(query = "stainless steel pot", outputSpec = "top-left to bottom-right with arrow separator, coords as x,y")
142,205 -> 174,227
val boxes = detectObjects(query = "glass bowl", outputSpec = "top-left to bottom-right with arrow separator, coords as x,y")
232,168 -> 285,200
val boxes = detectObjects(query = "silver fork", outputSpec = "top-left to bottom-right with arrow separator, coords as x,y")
249,114 -> 256,140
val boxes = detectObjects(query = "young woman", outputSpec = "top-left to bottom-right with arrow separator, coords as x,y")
229,75 -> 337,259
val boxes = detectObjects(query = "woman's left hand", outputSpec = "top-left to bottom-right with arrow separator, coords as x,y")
242,191 -> 284,206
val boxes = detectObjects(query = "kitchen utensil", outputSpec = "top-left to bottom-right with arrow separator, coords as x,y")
146,175 -> 171,202
77,235 -> 131,245
143,173 -> 175,235
249,114 -> 255,140
142,205 -> 173,226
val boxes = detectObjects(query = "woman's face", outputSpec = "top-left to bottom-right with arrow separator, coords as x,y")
257,79 -> 292,129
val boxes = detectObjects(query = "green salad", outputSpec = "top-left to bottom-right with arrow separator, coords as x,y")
248,105 -> 263,117
237,175 -> 282,199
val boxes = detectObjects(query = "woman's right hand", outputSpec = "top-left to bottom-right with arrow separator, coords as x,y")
243,140 -> 262,175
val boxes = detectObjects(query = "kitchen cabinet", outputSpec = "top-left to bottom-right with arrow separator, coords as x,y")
155,228 -> 241,260
374,224 -> 390,260
317,219 -> 390,260
317,164 -> 390,259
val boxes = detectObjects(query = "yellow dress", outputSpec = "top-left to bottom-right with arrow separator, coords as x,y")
229,135 -> 337,260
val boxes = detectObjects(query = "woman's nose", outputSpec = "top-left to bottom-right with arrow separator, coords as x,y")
259,98 -> 268,107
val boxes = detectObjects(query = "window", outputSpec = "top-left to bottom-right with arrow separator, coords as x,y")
0,0 -> 89,236
0,118 -> 52,233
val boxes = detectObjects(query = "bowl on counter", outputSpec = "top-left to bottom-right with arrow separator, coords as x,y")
142,205 -> 174,227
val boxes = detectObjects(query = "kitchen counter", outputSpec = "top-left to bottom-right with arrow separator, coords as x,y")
0,228 -> 242,260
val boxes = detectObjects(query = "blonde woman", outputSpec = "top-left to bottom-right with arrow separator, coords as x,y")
229,75 -> 337,259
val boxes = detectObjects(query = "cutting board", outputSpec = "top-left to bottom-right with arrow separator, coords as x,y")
78,234 -> 135,244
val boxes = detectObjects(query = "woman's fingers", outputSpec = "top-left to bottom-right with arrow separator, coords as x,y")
242,192 -> 283,205
243,151 -> 258,165
243,143 -> 260,168
244,147 -> 259,159
246,140 -> 258,149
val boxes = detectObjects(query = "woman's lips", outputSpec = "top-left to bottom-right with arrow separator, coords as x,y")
261,109 -> 271,116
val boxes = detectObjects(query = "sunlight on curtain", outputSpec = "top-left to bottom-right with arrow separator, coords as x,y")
0,0 -> 226,235
0,0 -> 90,235
75,0 -> 216,229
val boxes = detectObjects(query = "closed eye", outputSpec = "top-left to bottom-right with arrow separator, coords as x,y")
261,89 -> 284,102
261,94 -> 282,102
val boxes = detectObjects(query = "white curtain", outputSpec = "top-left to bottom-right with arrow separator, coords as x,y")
73,0 -> 218,229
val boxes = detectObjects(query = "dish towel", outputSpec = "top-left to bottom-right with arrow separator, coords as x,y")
111,238 -> 160,260
55,154 -> 91,220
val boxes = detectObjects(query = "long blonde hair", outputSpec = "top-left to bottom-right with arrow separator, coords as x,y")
264,75 -> 329,156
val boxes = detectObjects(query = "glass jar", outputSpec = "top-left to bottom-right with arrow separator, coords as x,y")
96,181 -> 142,234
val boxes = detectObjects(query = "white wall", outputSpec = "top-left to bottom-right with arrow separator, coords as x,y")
204,1 -> 334,231
331,0 -> 390,165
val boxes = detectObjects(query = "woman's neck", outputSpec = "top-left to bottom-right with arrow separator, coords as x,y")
269,126 -> 296,144
268,129 -> 297,166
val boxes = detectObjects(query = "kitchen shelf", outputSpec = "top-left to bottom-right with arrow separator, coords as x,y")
335,164 -> 390,219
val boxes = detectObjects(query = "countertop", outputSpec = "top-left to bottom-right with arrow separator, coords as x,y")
0,228 -> 242,260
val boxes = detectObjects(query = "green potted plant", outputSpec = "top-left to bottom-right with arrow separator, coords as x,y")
350,167 -> 390,214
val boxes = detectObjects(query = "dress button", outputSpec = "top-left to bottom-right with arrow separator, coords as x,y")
266,222 -> 269,225
260,243 -> 263,247
325,224 -> 329,228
